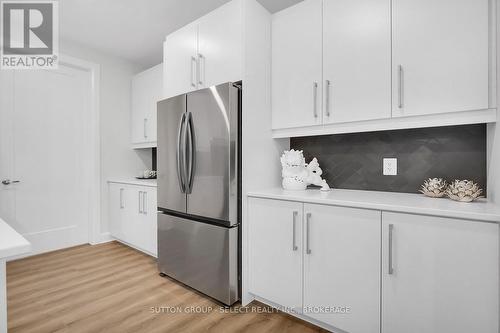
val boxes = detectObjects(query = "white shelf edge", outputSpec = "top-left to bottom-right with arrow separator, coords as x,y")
272,109 -> 497,138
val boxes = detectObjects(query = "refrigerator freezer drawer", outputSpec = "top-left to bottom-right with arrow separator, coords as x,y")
157,213 -> 239,305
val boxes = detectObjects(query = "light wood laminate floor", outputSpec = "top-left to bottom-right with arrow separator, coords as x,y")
7,241 -> 325,333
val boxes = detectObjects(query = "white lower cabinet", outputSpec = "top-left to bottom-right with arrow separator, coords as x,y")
108,182 -> 157,257
382,212 -> 499,333
248,197 -> 499,333
303,204 -> 381,333
249,198 -> 303,311
249,198 -> 381,332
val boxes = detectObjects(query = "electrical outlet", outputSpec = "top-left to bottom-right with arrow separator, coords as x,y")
383,158 -> 398,176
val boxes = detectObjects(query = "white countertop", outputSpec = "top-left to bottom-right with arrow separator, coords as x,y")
0,219 -> 31,259
108,178 -> 157,187
247,188 -> 500,223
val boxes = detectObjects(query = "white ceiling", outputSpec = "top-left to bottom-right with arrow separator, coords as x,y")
59,0 -> 302,70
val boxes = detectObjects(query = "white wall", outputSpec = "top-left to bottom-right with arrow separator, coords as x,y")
61,40 -> 152,238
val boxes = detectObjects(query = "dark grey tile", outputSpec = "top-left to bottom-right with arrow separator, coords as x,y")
290,124 -> 487,195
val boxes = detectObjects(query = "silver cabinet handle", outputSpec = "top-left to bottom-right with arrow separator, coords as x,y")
190,56 -> 197,88
313,82 -> 318,118
197,53 -> 204,86
306,213 -> 312,254
1,179 -> 20,185
325,80 -> 331,117
138,191 -> 143,214
142,191 -> 147,215
398,65 -> 404,109
292,211 -> 298,251
119,188 -> 124,209
176,113 -> 187,193
144,118 -> 148,139
388,224 -> 394,274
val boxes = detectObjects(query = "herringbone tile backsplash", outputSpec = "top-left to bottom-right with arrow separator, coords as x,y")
290,124 -> 487,194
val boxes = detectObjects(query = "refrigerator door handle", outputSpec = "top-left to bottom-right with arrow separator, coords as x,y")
176,113 -> 187,193
185,112 -> 196,194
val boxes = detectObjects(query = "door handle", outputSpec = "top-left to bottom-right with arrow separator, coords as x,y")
142,191 -> 147,215
1,179 -> 20,185
388,224 -> 394,274
144,118 -> 148,139
325,80 -> 331,117
176,113 -> 187,193
197,53 -> 204,86
138,191 -> 143,214
119,188 -> 124,209
306,213 -> 312,254
185,112 -> 195,194
398,65 -> 404,109
292,211 -> 298,251
190,56 -> 197,88
313,82 -> 318,118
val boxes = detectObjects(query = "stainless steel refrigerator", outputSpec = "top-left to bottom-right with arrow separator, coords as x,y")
157,82 -> 240,306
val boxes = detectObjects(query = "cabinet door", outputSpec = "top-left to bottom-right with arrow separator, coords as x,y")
272,0 -> 322,129
197,0 -> 242,89
304,204 -> 381,333
109,184 -> 134,243
163,23 -> 198,99
323,0 -> 391,124
249,198 -> 303,311
392,0 -> 489,117
131,64 -> 163,146
382,212 -> 499,333
138,187 -> 157,256
108,183 -> 123,240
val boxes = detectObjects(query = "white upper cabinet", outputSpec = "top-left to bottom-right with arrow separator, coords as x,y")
131,64 -> 163,148
163,0 -> 243,99
392,0 -> 490,117
197,0 -> 243,89
382,212 -> 498,333
303,204 -> 381,333
271,0 -> 495,137
164,23 -> 198,98
323,0 -> 391,123
272,0 -> 323,129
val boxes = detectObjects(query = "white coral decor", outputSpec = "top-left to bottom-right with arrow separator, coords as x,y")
446,180 -> 483,203
420,178 -> 448,198
280,150 -> 330,191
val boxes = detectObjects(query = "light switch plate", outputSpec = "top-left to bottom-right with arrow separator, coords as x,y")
383,158 -> 398,176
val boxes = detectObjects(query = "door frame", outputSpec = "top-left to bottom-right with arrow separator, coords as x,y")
58,53 -> 102,245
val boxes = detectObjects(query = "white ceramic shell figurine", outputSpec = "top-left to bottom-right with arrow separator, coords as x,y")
280,150 -> 331,191
419,178 -> 448,198
446,180 -> 483,203
305,158 -> 331,191
281,150 -> 308,190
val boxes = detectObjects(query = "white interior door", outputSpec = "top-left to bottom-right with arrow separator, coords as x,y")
0,64 -> 93,255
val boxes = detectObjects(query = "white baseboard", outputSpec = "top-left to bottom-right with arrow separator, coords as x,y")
92,232 -> 113,245
251,294 -> 344,333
